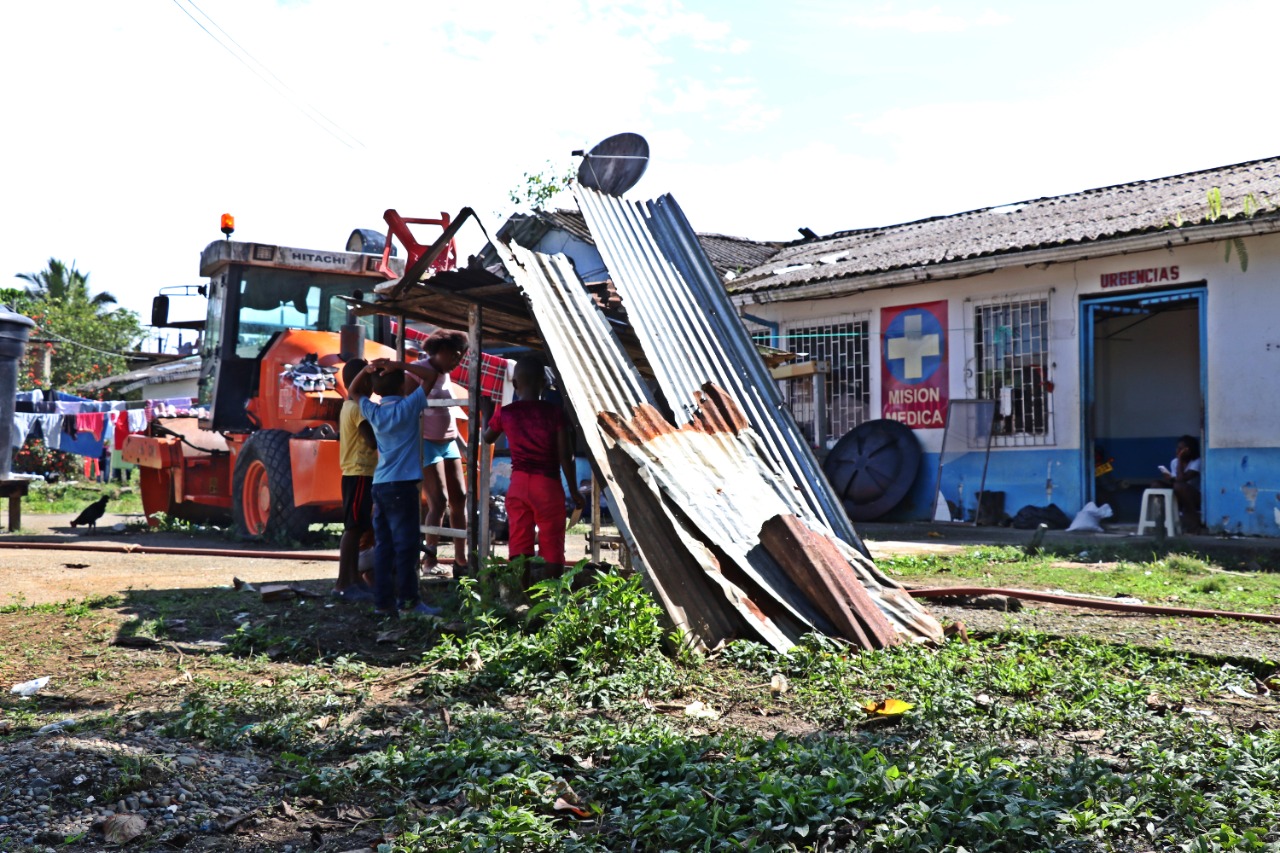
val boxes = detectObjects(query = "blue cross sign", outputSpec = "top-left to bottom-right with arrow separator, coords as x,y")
884,308 -> 944,384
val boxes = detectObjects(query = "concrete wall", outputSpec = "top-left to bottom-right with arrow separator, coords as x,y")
736,232 -> 1280,534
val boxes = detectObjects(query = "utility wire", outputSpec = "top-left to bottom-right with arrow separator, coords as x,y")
36,332 -> 151,362
183,0 -> 364,148
168,0 -> 362,150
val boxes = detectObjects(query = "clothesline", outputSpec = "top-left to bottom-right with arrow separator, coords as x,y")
11,390 -> 204,459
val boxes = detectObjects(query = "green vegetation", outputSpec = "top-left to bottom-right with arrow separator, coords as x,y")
19,479 -> 143,517
131,561 -> 1280,851
4,549 -> 1279,852
878,544 -> 1280,614
6,258 -> 142,393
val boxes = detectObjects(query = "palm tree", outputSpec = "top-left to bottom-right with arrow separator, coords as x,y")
17,258 -> 117,308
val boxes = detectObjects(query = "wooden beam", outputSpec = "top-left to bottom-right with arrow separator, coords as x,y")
770,360 -> 829,380
466,304 -> 484,577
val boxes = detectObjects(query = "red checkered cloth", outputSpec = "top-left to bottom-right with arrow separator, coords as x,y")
455,350 -> 510,400
389,322 -> 510,398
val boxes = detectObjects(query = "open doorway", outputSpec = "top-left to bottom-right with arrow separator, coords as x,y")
1081,287 -> 1205,524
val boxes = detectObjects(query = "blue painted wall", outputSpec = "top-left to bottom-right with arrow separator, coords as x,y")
881,448 -> 1082,524
1205,448 -> 1280,537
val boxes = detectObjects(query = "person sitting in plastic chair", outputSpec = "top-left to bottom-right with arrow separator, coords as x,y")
1157,435 -> 1203,533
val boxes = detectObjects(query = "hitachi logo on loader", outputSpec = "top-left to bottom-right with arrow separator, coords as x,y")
287,251 -> 346,265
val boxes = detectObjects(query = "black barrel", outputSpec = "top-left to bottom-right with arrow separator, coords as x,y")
0,306 -> 36,480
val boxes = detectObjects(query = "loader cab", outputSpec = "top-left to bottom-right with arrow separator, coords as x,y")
193,240 -> 398,431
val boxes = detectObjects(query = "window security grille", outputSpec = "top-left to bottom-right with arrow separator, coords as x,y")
783,317 -> 871,447
972,296 -> 1053,445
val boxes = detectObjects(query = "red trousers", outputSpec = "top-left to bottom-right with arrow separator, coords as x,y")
506,470 -> 567,565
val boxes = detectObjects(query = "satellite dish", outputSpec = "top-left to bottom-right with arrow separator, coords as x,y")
822,419 -> 922,521
575,132 -> 650,196
346,228 -> 395,256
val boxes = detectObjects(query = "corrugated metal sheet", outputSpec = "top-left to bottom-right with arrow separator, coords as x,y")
491,239 -> 757,647
492,219 -> 943,652
575,186 -> 868,557
496,209 -> 781,279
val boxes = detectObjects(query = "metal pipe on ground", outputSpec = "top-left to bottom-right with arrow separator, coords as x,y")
908,586 -> 1280,626
0,541 -> 337,561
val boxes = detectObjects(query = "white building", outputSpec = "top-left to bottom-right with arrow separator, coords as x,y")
728,157 -> 1280,536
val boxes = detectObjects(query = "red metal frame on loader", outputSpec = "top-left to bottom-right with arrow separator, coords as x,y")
378,209 -> 456,280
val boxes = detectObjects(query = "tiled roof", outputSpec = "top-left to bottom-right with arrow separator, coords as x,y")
730,156 -> 1280,296
499,209 -> 781,279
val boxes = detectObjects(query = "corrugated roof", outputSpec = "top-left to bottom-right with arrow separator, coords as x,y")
731,156 -> 1280,296
80,355 -> 200,393
500,209 -> 781,280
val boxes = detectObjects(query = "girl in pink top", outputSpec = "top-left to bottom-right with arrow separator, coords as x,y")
408,329 -> 469,575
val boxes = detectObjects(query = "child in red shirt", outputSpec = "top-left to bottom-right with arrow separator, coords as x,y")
482,357 -> 584,580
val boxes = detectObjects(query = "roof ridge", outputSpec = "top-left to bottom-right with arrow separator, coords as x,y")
795,154 -> 1280,245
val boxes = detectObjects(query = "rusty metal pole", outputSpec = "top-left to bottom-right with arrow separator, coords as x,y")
466,304 -> 483,576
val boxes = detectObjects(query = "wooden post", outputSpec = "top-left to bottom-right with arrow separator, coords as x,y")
590,475 -> 601,562
396,315 -> 406,360
466,305 -> 483,576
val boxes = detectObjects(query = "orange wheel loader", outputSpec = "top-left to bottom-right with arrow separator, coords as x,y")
123,217 -> 452,541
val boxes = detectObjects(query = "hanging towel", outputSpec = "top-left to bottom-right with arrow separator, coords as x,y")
75,412 -> 105,441
11,413 -> 38,448
112,412 -> 130,449
127,409 -> 148,433
37,415 -> 64,449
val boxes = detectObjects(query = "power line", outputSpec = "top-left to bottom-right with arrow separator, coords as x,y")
168,0 -> 363,149
35,332 -> 151,362
184,0 -> 365,149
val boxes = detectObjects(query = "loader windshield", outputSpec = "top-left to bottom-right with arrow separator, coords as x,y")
234,268 -> 377,358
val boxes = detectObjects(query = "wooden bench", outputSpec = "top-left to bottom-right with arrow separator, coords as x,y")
0,479 -> 31,532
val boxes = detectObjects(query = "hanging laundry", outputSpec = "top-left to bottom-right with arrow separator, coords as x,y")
126,409 -> 148,433
75,412 -> 105,441
36,415 -> 64,449
11,413 -> 39,448
112,412 -> 130,450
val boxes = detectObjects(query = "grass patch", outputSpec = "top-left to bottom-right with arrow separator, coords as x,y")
284,601 -> 1279,852
880,545 -> 1280,613
22,480 -> 143,516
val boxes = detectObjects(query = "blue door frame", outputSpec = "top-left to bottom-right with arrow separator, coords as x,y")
1078,286 -> 1208,505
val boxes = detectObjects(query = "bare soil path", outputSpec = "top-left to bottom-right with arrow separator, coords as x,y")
0,513 -> 615,606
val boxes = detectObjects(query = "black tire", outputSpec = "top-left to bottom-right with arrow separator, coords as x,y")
232,429 -> 312,542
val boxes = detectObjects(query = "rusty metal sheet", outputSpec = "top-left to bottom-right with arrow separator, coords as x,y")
575,186 -> 869,558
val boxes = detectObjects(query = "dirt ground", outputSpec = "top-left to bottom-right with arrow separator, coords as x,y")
2,512 -> 1275,666
0,512 -> 612,606
1,514 -> 1277,850
0,514 -> 963,608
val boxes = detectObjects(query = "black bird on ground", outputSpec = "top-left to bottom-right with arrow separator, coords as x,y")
70,495 -> 111,530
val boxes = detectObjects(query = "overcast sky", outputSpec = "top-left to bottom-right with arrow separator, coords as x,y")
3,0 -> 1278,327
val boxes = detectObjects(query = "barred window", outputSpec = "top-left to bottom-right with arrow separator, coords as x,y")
783,316 -> 871,447
972,296 -> 1053,444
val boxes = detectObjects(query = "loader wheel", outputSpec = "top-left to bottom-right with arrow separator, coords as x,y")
232,429 -> 311,542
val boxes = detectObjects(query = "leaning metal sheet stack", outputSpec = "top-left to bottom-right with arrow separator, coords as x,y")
491,219 -> 943,652
575,186 -> 870,558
